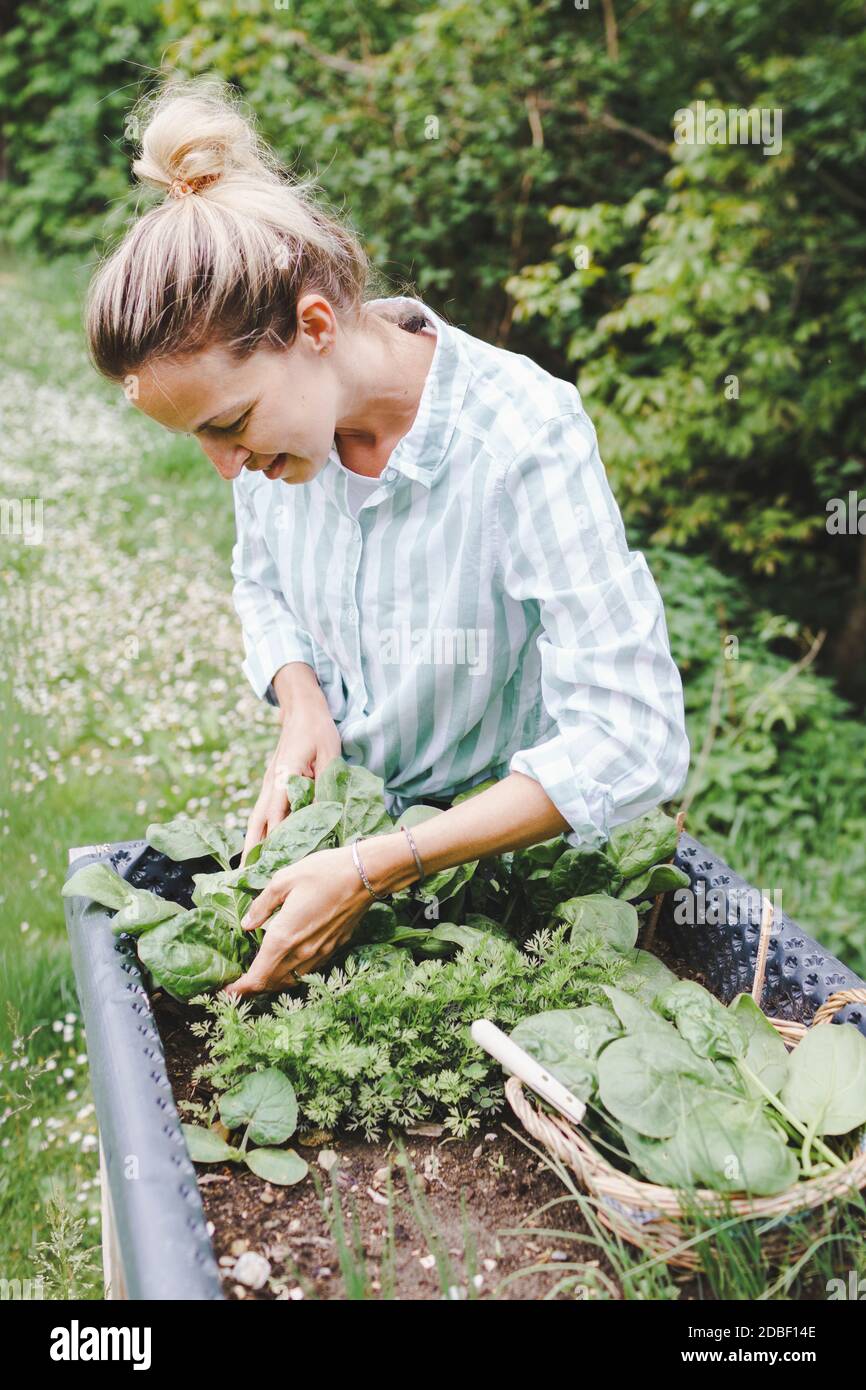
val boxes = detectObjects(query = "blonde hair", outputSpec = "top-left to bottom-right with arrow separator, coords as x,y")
85,76 -> 400,381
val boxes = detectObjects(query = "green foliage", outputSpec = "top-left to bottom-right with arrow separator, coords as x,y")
181,1064 -> 308,1186
780,1024 -> 866,1136
137,907 -> 253,1000
651,547 -> 866,973
218,1066 -> 298,1145
146,817 -> 242,870
62,862 -> 184,935
194,927 -> 628,1140
511,975 -> 866,1195
0,0 -> 163,251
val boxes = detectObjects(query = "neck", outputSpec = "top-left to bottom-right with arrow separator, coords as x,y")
333,313 -> 435,473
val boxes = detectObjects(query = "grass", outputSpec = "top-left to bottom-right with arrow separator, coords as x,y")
0,248 -> 863,1300
0,249 -> 273,1294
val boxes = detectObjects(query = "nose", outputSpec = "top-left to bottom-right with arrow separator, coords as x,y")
198,438 -> 253,481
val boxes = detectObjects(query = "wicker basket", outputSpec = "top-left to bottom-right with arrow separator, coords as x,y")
506,986 -> 866,1272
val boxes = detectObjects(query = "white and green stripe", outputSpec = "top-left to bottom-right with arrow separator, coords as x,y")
230,296 -> 690,847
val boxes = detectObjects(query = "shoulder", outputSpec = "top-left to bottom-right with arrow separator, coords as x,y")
446,318 -> 591,461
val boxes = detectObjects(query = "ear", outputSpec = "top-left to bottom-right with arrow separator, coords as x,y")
295,293 -> 337,355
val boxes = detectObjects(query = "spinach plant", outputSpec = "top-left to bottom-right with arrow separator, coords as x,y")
509,958 -> 866,1195
182,1068 -> 308,1186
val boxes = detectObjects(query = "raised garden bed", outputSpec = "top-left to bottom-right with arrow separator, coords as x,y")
64,831 -> 866,1301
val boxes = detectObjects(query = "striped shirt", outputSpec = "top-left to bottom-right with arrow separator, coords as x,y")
230,295 -> 690,848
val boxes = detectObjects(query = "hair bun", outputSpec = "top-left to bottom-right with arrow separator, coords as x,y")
130,78 -> 277,198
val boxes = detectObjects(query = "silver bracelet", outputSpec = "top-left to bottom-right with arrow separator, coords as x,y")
400,823 -> 426,884
351,838 -> 388,902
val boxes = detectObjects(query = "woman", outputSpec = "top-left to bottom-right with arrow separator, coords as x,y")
85,79 -> 690,996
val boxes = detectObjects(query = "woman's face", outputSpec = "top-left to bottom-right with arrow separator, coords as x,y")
132,294 -> 345,485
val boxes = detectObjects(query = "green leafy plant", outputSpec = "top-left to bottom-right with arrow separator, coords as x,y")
62,862 -> 184,935
509,976 -> 866,1196
182,1068 -> 308,1186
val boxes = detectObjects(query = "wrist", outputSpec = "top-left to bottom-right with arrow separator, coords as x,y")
272,662 -> 329,719
353,831 -> 420,898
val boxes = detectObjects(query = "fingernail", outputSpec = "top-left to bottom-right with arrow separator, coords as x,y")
241,915 -> 251,930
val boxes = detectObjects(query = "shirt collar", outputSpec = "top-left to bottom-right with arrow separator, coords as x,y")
322,296 -> 473,496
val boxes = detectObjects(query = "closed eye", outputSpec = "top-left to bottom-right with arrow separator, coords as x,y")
212,410 -> 251,435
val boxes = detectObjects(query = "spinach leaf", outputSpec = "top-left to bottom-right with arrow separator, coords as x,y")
553,894 -> 639,953
728,994 -> 789,1097
354,902 -> 401,943
607,809 -> 679,882
654,980 -> 746,1061
182,1123 -> 308,1186
243,1147 -> 308,1185
146,818 -> 242,871
681,1095 -> 801,1195
137,908 -> 251,1000
191,869 -> 251,928
416,922 -> 496,956
62,862 -> 184,936
596,1034 -> 713,1137
550,847 -> 615,901
413,858 -> 480,919
219,1068 -> 299,1145
314,756 -> 394,841
182,1123 -> 239,1164
513,836 -> 567,872
345,943 -> 415,973
511,1005 -> 622,1097
780,1022 -> 866,1136
237,801 -> 343,890
621,1096 -> 800,1195
602,983 -> 679,1037
284,774 -> 314,811
617,862 -> 690,902
614,948 -> 679,1005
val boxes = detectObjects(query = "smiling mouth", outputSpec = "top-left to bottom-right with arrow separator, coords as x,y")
262,454 -> 290,480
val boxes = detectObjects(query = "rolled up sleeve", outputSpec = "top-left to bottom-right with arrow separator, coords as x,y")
497,410 -> 690,849
231,476 -> 316,702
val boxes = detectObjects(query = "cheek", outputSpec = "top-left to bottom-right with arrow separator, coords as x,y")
248,371 -> 337,457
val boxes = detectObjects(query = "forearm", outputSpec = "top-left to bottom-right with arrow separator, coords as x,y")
358,772 -> 572,896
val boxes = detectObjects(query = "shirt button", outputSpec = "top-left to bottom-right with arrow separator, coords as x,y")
344,604 -> 358,624
382,468 -> 396,482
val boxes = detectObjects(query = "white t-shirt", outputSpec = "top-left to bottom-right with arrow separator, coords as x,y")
342,466 -> 381,518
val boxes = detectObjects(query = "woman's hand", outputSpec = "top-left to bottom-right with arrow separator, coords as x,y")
242,684 -> 342,865
225,845 -> 373,996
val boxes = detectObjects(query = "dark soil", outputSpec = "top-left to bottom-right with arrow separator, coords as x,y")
639,921 -> 715,993
151,984 -> 694,1302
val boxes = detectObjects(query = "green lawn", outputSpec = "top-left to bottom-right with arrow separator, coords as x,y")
0,252 -> 274,1294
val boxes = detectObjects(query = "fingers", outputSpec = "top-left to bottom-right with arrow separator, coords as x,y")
226,913 -> 319,998
313,732 -> 342,777
240,754 -> 308,866
240,869 -> 292,932
240,805 -> 268,867
226,891 -> 350,997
